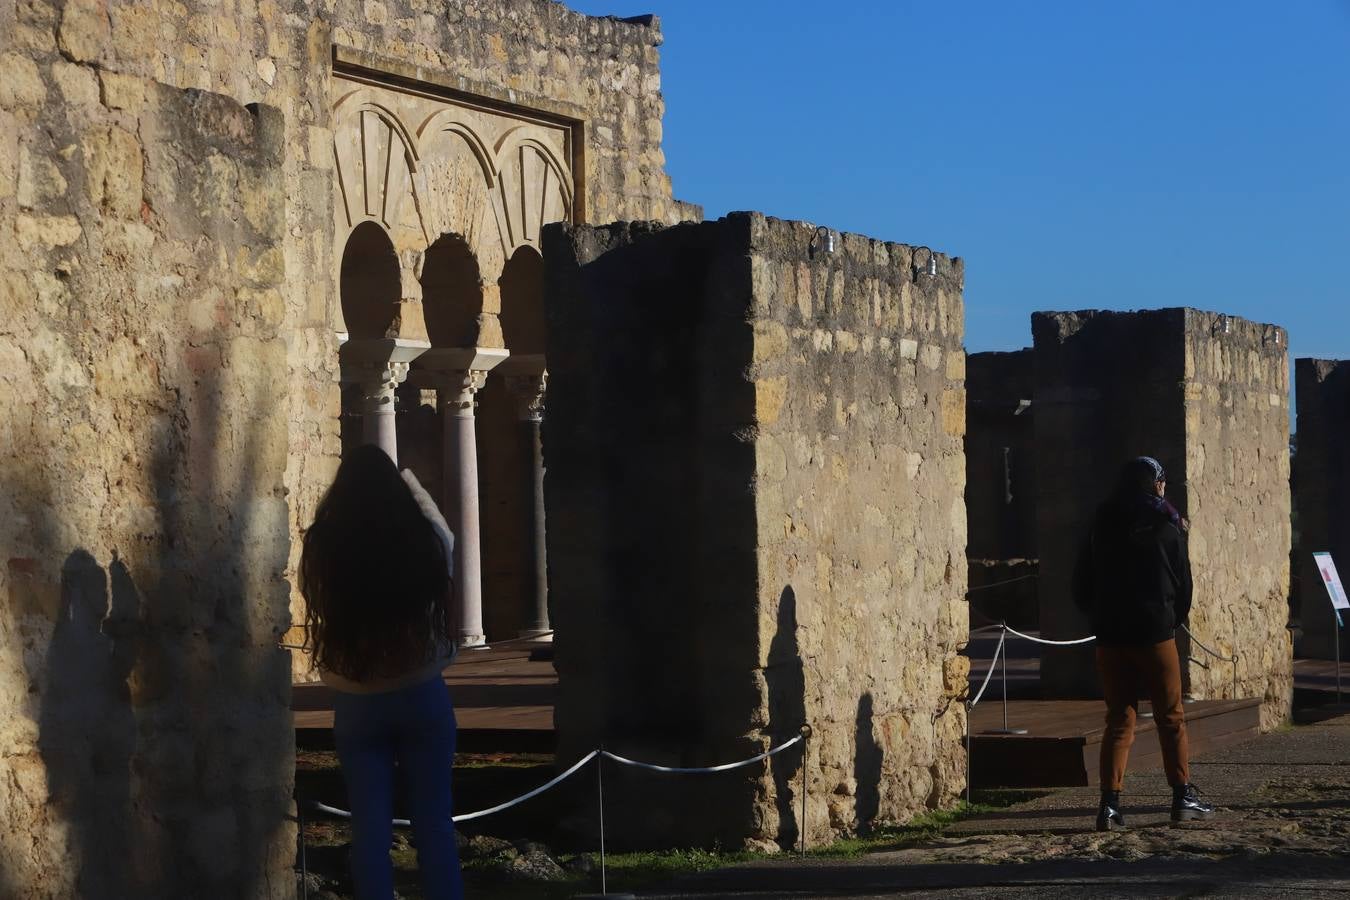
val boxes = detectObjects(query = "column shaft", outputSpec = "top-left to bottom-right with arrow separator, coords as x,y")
522,415 -> 550,637
442,372 -> 488,648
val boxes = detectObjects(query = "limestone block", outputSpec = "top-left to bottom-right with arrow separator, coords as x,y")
14,214 -> 82,250
0,53 -> 47,109
81,125 -> 143,219
57,0 -> 111,64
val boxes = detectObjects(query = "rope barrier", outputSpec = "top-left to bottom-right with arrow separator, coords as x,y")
307,734 -> 809,827
310,750 -> 598,826
1180,624 -> 1236,663
601,735 -> 803,774
1002,624 -> 1096,646
968,630 -> 1004,709
966,573 -> 1040,593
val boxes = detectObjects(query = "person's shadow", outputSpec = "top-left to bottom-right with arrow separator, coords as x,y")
39,550 -> 141,898
765,586 -> 806,849
854,693 -> 882,835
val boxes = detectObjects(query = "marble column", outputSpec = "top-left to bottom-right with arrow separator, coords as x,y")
507,371 -> 551,640
338,336 -> 430,464
415,347 -> 508,649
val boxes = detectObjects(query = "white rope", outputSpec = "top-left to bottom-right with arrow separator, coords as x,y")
966,573 -> 1040,593
600,735 -> 804,774
1180,624 -> 1236,663
968,630 -> 1004,709
1003,624 -> 1096,646
310,750 -> 599,826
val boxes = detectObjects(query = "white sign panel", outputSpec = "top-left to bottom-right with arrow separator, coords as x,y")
1313,552 -> 1349,621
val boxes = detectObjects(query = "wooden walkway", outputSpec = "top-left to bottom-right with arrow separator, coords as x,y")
969,698 -> 1261,788
290,634 -> 1348,771
292,643 -> 556,751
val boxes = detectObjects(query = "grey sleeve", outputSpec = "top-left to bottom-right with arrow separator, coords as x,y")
401,468 -> 456,579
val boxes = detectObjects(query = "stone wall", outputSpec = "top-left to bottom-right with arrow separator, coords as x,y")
0,72 -> 294,896
1,0 -> 681,892
1033,309 -> 1291,728
966,350 -> 1036,561
545,213 -> 969,849
1293,359 -> 1350,660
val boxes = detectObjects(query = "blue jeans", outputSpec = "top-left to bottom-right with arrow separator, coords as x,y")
333,677 -> 463,900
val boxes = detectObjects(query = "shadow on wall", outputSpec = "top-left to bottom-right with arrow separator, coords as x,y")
854,693 -> 882,835
39,551 -> 141,897
766,586 -> 805,849
11,349 -> 295,896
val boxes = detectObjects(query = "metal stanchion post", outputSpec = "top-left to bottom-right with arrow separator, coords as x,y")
1337,603 -> 1343,706
298,801 -> 308,900
799,725 -> 810,856
598,749 -> 607,896
981,628 -> 1027,736
964,702 -> 972,806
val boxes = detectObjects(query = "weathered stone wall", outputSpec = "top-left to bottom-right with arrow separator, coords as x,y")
0,70 -> 294,897
5,0 -> 682,674
966,350 -> 1036,561
1181,312 -> 1291,728
969,559 -> 1039,631
1032,310 -> 1187,698
1292,359 -> 1349,660
1,0 -> 682,891
545,214 -> 968,849
1033,309 -> 1291,727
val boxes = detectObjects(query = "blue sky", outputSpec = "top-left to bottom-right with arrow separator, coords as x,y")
567,0 -> 1350,361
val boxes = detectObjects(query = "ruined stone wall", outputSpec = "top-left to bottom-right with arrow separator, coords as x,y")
1292,359 -> 1348,660
545,214 -> 968,849
5,0 -> 682,676
1032,310 -> 1187,697
1181,312 -> 1291,728
966,350 -> 1036,561
1033,309 -> 1291,727
0,70 -> 294,897
1,0 -> 681,891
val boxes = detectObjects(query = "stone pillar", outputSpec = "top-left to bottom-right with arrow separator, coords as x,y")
415,348 -> 509,648
507,371 -> 551,640
1294,358 -> 1350,660
544,215 -> 970,850
338,337 -> 431,463
1033,309 -> 1292,728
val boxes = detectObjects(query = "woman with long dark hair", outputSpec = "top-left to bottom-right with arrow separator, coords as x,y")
301,444 -> 462,899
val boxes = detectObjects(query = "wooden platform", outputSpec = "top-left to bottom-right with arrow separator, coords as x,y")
292,643 -> 556,752
968,698 -> 1261,788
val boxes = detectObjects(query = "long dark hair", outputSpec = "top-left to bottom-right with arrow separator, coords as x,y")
300,444 -> 450,681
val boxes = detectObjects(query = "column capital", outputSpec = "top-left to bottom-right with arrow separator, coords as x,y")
354,360 -> 412,409
436,368 -> 490,412
410,346 -> 510,415
505,371 -> 548,423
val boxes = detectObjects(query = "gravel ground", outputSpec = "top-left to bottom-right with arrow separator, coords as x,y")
642,710 -> 1350,898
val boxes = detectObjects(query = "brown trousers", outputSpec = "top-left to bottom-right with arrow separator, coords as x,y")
1096,638 -> 1190,791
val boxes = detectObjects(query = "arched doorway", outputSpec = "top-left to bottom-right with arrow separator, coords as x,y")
338,222 -> 402,457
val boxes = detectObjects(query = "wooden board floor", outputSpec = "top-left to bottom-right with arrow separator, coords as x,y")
968,697 -> 1262,788
291,633 -> 1344,767
293,643 -> 555,750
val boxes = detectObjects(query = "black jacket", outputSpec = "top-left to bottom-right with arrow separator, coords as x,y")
1073,496 -> 1193,647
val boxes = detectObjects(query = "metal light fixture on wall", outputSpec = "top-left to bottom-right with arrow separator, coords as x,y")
1264,326 -> 1283,347
1213,314 -> 1231,336
810,225 -> 835,257
914,246 -> 938,277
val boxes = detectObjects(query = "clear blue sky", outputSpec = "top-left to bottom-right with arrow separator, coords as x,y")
568,0 -> 1350,362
